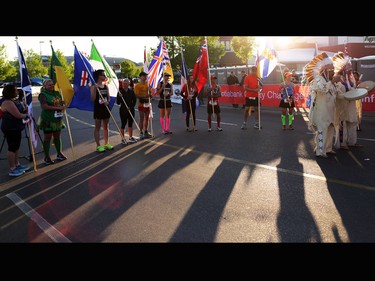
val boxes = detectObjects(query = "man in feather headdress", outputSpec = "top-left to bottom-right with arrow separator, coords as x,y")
332,52 -> 363,149
305,52 -> 339,158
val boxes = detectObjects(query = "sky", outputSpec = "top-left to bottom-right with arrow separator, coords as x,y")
0,36 -> 161,63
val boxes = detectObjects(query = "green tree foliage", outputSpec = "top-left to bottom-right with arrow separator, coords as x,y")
48,49 -> 74,80
119,59 -> 139,79
155,36 -> 225,72
231,36 -> 256,66
8,49 -> 48,82
0,44 -> 17,81
23,49 -> 48,78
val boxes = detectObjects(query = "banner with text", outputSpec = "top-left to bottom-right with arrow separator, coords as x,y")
219,85 -> 375,112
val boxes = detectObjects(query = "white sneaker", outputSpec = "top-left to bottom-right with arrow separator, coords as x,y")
128,137 -> 137,143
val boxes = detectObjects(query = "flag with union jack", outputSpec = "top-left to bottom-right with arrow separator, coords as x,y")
70,45 -> 95,111
147,39 -> 163,90
192,37 -> 208,93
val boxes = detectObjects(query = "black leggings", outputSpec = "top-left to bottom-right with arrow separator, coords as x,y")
2,129 -> 22,153
185,100 -> 196,127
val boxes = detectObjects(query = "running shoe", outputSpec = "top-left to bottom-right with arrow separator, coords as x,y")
57,153 -> 67,161
105,143 -> 114,150
16,164 -> 30,172
9,167 -> 25,177
97,145 -> 105,153
44,157 -> 55,165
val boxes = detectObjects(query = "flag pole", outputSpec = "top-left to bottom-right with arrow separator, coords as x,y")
22,92 -> 37,171
205,37 -> 215,121
182,48 -> 195,130
145,45 -> 154,138
74,41 -> 127,145
257,77 -> 263,131
161,38 -> 167,132
16,37 -> 37,171
60,88 -> 75,160
113,43 -> 141,133
118,90 -> 141,132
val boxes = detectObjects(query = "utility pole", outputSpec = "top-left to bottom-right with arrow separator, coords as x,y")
39,41 -> 44,63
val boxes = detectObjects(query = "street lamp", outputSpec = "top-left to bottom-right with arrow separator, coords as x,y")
39,41 -> 44,61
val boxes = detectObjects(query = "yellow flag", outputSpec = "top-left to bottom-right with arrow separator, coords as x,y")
55,66 -> 74,107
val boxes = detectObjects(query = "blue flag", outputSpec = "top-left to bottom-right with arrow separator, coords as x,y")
70,46 -> 95,111
16,41 -> 37,148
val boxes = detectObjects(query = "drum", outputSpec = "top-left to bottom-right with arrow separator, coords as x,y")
357,81 -> 375,92
343,88 -> 368,101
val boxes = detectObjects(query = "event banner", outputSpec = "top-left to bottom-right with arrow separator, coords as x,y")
219,85 -> 375,112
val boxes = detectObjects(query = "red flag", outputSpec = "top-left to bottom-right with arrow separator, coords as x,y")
193,38 -> 208,93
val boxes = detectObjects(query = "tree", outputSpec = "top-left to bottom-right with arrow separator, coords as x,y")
156,36 -> 225,72
0,44 -> 17,81
48,49 -> 74,81
119,59 -> 138,79
23,49 -> 48,78
231,36 -> 256,67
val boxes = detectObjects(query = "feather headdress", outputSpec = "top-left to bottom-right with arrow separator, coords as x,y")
304,52 -> 333,83
333,51 -> 351,74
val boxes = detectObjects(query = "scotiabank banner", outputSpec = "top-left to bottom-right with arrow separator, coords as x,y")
220,85 -> 375,112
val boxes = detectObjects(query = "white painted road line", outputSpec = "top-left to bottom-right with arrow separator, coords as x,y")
6,192 -> 71,243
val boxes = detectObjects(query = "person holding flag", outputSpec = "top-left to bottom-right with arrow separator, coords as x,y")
156,73 -> 173,134
37,79 -> 67,164
0,84 -> 31,176
134,71 -> 152,139
117,78 -> 138,144
181,75 -> 198,132
207,76 -> 222,132
241,66 -> 262,130
90,69 -> 114,152
278,72 -> 296,130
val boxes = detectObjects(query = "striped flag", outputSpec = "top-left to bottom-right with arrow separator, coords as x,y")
16,41 -> 37,149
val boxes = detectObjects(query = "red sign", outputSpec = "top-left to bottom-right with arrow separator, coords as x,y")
218,84 -> 375,112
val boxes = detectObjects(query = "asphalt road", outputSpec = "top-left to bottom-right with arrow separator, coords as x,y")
1,97 -> 374,242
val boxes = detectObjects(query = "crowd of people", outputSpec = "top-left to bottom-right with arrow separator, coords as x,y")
0,57 -> 367,177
